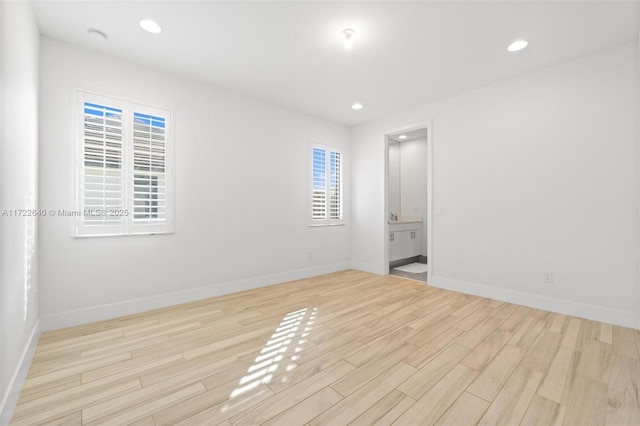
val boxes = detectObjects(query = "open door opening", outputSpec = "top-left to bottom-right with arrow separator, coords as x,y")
385,122 -> 432,284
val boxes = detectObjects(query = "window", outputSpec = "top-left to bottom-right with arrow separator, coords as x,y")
76,91 -> 174,236
310,143 -> 343,225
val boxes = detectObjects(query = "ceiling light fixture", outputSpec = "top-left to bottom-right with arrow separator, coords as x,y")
398,135 -> 407,140
351,103 -> 363,110
342,29 -> 355,49
507,39 -> 528,52
140,19 -> 162,34
87,29 -> 107,42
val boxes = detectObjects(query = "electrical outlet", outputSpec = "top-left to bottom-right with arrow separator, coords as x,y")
543,272 -> 554,283
307,251 -> 313,260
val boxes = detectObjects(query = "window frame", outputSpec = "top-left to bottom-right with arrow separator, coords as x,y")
75,90 -> 175,237
308,142 -> 344,227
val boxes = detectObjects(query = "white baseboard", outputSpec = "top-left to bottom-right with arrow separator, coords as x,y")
350,261 -> 385,275
431,276 -> 639,329
0,320 -> 40,425
41,262 -> 350,331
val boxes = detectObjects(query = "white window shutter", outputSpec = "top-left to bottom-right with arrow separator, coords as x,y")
312,147 -> 327,220
132,111 -> 167,223
329,151 -> 342,220
83,101 -> 124,223
310,144 -> 343,226
76,91 -> 174,237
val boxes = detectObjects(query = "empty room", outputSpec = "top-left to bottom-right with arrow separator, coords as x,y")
1,0 -> 639,424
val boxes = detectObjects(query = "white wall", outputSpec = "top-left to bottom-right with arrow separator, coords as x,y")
0,1 -> 40,422
388,142 -> 400,217
352,43 -> 639,328
637,10 -> 640,330
39,38 -> 350,330
399,137 -> 428,254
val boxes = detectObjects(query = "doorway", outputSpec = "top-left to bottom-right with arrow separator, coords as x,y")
385,122 -> 432,284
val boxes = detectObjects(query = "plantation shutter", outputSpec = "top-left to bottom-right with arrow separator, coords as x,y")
329,151 -> 342,220
83,102 -> 124,224
132,111 -> 167,223
78,93 -> 127,235
310,144 -> 344,225
76,91 -> 173,237
312,147 -> 326,220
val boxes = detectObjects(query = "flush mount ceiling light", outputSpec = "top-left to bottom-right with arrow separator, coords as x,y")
351,103 -> 363,110
342,28 -> 355,49
87,29 -> 107,42
398,135 -> 407,140
140,19 -> 162,34
507,39 -> 528,52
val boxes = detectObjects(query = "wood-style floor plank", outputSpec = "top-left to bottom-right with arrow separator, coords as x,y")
392,363 -> 477,425
466,344 -> 525,402
10,270 -> 640,425
521,394 -> 566,426
536,346 -> 576,404
309,362 -> 416,425
434,391 -> 490,425
349,389 -> 414,426
477,367 -> 542,425
605,354 -> 640,425
261,387 -> 343,426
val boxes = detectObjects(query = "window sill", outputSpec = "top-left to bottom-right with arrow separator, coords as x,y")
72,230 -> 175,238
308,223 -> 346,228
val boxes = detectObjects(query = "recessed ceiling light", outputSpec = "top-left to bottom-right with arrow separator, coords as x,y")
507,39 -> 528,52
87,29 -> 107,42
342,29 -> 355,49
140,19 -> 162,34
398,135 -> 407,140
352,103 -> 363,110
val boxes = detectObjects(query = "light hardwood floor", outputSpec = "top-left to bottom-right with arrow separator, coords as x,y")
11,270 -> 640,425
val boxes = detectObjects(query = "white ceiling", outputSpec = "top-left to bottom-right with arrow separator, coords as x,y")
32,1 -> 638,126
389,128 -> 427,143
